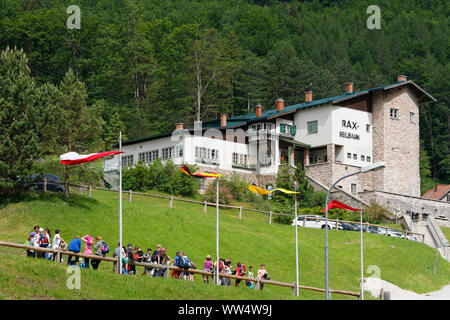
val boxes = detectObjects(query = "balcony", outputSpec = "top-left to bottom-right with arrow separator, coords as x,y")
247,130 -> 277,143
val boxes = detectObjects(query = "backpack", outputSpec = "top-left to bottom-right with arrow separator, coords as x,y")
39,234 -> 49,247
133,252 -> 138,261
181,256 -> 191,269
240,264 -> 246,276
151,250 -> 159,263
101,241 -> 109,255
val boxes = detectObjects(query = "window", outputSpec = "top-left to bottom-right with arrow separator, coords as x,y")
195,146 -> 219,163
347,153 -> 352,159
138,149 -> 159,163
367,156 -> 371,162
390,108 -> 398,119
366,124 -> 370,133
446,193 -> 450,202
122,155 -> 134,168
351,184 -> 357,194
353,154 -> 357,160
307,121 -> 318,134
162,147 -> 174,160
232,152 -> 248,166
361,155 -> 365,161
410,112 -> 415,123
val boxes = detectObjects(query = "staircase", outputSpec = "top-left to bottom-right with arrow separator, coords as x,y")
412,217 -> 450,262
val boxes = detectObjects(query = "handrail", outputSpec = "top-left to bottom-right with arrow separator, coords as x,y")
0,240 -> 360,298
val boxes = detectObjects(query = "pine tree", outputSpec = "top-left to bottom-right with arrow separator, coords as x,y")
0,47 -> 43,191
53,69 -> 105,197
104,111 -> 126,149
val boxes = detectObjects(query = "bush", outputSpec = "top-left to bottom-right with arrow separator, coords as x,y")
122,160 -> 199,197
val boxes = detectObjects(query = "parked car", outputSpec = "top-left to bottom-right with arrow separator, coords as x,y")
21,173 -> 64,192
292,215 -> 338,230
387,229 -> 404,238
367,225 -> 386,235
406,234 -> 419,241
340,222 -> 360,231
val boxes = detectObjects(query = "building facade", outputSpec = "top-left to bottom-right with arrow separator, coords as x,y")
104,76 -> 449,219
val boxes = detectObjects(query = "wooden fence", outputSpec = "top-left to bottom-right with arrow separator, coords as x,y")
39,179 -> 424,241
0,241 -> 360,299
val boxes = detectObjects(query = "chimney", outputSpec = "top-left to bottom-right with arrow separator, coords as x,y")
305,91 -> 312,103
220,114 -> 227,127
255,103 -> 262,118
276,98 -> 285,112
397,75 -> 407,82
175,123 -> 184,130
344,82 -> 354,94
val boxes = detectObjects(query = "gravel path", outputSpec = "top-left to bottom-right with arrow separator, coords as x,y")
364,278 -> 450,300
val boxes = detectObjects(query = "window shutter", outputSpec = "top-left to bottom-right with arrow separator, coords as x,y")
280,124 -> 285,133
290,125 -> 296,135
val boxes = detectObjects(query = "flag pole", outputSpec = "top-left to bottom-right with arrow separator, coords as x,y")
119,131 -> 123,275
360,198 -> 364,300
216,176 -> 220,285
295,180 -> 299,297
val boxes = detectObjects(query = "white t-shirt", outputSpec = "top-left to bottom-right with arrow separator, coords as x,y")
52,234 -> 61,249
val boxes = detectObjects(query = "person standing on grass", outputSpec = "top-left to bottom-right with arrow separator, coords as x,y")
142,248 -> 152,276
113,242 -> 121,273
81,235 -> 94,269
67,235 -> 81,266
25,234 -> 33,257
91,236 -> 106,270
257,264 -> 268,291
246,266 -> 254,289
127,244 -> 137,275
52,229 -> 62,262
202,255 -> 213,284
235,262 -> 245,287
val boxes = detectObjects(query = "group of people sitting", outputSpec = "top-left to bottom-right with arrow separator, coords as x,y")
25,226 -> 270,290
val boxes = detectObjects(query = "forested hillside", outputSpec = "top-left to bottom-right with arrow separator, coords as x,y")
0,0 -> 448,187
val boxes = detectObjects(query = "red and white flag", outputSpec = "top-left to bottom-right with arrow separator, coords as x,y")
60,151 -> 124,165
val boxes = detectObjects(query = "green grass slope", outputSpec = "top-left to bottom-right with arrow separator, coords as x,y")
0,190 -> 449,300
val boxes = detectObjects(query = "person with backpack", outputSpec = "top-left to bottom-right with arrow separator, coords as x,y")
171,251 -> 182,279
67,236 -> 81,266
81,235 -> 94,269
179,251 -> 192,280
127,244 -> 137,275
142,248 -> 152,276
91,236 -> 107,270
158,248 -> 171,277
37,228 -> 49,258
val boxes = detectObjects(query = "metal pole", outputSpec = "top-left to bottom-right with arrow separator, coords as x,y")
119,131 -> 123,275
360,199 -> 364,300
324,171 -> 361,300
216,177 -> 220,285
433,246 -> 438,275
295,180 -> 299,297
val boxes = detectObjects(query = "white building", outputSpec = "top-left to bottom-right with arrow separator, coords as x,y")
103,76 -> 449,220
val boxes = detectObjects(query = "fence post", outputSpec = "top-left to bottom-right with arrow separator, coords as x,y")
163,266 -> 170,278
239,206 -> 242,220
380,288 -> 384,300
204,201 -> 207,213
269,211 -> 272,224
254,279 -> 260,290
303,218 -> 306,227
56,247 -> 61,263
292,283 -> 297,296
365,222 -> 369,232
89,186 -> 92,198
404,231 -> 408,240
115,256 -> 120,274
335,219 -> 338,230
385,228 -> 389,236
43,179 -> 47,192
128,190 -> 132,203
169,196 -> 173,208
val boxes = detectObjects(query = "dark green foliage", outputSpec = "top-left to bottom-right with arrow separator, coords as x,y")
122,160 -> 199,196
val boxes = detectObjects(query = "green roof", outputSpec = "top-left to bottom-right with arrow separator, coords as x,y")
118,80 -> 435,147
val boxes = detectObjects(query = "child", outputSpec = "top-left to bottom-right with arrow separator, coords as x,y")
25,234 -> 34,258
246,266 -> 254,289
79,257 -> 87,269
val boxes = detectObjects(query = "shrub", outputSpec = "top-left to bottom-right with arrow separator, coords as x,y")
122,160 -> 199,197
202,181 -> 233,206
